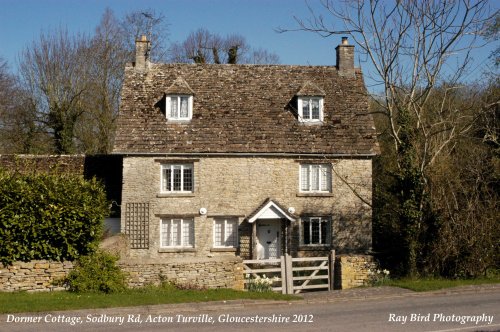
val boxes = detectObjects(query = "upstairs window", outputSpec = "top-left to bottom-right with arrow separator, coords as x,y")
298,97 -> 323,123
300,164 -> 332,193
166,95 -> 193,120
161,164 -> 193,193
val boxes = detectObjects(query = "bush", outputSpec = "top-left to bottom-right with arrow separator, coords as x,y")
63,250 -> 127,293
0,170 -> 108,265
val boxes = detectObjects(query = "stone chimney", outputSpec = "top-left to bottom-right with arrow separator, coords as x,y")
336,37 -> 355,77
135,35 -> 150,72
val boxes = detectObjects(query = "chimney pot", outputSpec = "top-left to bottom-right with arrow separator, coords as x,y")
342,37 -> 348,45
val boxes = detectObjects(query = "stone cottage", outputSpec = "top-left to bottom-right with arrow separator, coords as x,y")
112,36 -> 379,264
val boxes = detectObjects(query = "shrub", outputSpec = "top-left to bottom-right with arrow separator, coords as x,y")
0,170 -> 108,265
63,250 -> 127,293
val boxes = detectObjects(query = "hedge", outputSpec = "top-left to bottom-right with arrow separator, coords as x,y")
0,170 -> 109,265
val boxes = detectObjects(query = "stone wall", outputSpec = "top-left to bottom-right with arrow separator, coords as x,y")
119,257 -> 244,290
122,156 -> 373,259
0,261 -> 74,292
334,254 -> 376,289
0,257 -> 244,292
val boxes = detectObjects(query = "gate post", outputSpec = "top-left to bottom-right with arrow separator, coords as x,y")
285,253 -> 293,294
328,250 -> 336,291
280,255 -> 287,294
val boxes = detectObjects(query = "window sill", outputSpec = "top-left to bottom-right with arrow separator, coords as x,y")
298,245 -> 331,251
298,121 -> 324,125
159,248 -> 196,253
166,119 -> 192,123
296,193 -> 333,197
210,247 -> 238,252
157,193 -> 196,198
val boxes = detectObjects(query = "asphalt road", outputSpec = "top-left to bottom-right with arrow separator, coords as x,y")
1,287 -> 499,332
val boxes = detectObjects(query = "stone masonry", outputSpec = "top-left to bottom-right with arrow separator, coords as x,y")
119,257 -> 244,290
0,261 -> 74,292
121,156 -> 373,259
334,255 -> 377,289
0,258 -> 244,292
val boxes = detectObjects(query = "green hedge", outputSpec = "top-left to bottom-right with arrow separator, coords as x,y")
0,171 -> 109,265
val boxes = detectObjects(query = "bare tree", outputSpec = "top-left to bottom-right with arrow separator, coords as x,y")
76,8 -> 131,154
120,8 -> 170,62
0,58 -> 49,153
168,28 -> 279,64
280,0 -> 497,276
18,29 -> 93,154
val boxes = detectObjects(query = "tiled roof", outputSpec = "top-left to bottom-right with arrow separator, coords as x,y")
113,63 -> 379,155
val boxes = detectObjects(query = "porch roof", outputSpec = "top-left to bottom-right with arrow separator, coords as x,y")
247,198 -> 296,223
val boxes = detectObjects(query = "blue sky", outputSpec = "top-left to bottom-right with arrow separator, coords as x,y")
0,0 -> 336,67
1,0 -> 498,88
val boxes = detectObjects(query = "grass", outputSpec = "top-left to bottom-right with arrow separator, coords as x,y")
380,276 -> 500,292
0,283 -> 299,314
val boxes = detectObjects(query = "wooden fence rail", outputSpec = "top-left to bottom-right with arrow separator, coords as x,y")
242,250 -> 335,294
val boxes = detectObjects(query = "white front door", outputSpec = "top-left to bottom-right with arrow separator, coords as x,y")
256,220 -> 281,260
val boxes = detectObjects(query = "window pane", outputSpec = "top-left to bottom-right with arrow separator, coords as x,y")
180,97 -> 189,118
302,99 -> 310,119
161,220 -> 170,247
311,99 -> 320,119
170,97 -> 179,118
173,167 -> 181,191
162,167 -> 172,192
311,219 -> 320,244
320,165 -> 331,191
303,220 -> 310,245
183,166 -> 193,191
225,220 -> 237,247
214,220 -> 223,246
182,219 -> 194,247
171,219 -> 181,246
311,165 -> 320,191
301,165 -> 310,191
321,219 -> 328,244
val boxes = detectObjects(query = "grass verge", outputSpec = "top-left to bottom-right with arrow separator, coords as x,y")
380,277 -> 500,292
0,283 -> 299,314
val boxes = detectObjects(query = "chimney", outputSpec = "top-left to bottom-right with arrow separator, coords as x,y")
135,35 -> 150,72
336,37 -> 355,77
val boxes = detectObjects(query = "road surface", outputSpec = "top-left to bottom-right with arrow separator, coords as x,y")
1,287 -> 499,332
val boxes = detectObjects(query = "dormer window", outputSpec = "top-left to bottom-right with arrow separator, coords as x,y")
298,97 -> 323,123
166,95 -> 193,121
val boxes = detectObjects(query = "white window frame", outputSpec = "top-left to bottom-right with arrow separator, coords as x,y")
301,217 -> 330,246
297,96 -> 324,123
160,218 -> 195,248
213,218 -> 239,248
166,95 -> 193,121
161,164 -> 194,193
299,163 -> 332,193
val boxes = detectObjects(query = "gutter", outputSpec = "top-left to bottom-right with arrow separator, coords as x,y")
111,152 -> 376,158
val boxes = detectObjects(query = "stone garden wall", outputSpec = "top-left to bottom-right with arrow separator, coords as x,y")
0,261 -> 74,292
119,257 -> 245,290
334,254 -> 376,289
0,257 -> 244,292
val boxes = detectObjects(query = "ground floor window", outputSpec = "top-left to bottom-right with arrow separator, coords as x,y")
302,217 -> 330,245
213,218 -> 238,247
160,218 -> 194,248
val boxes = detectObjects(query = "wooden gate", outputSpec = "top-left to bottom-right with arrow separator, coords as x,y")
243,250 -> 335,294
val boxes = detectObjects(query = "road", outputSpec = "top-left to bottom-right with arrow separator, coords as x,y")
1,288 -> 499,332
